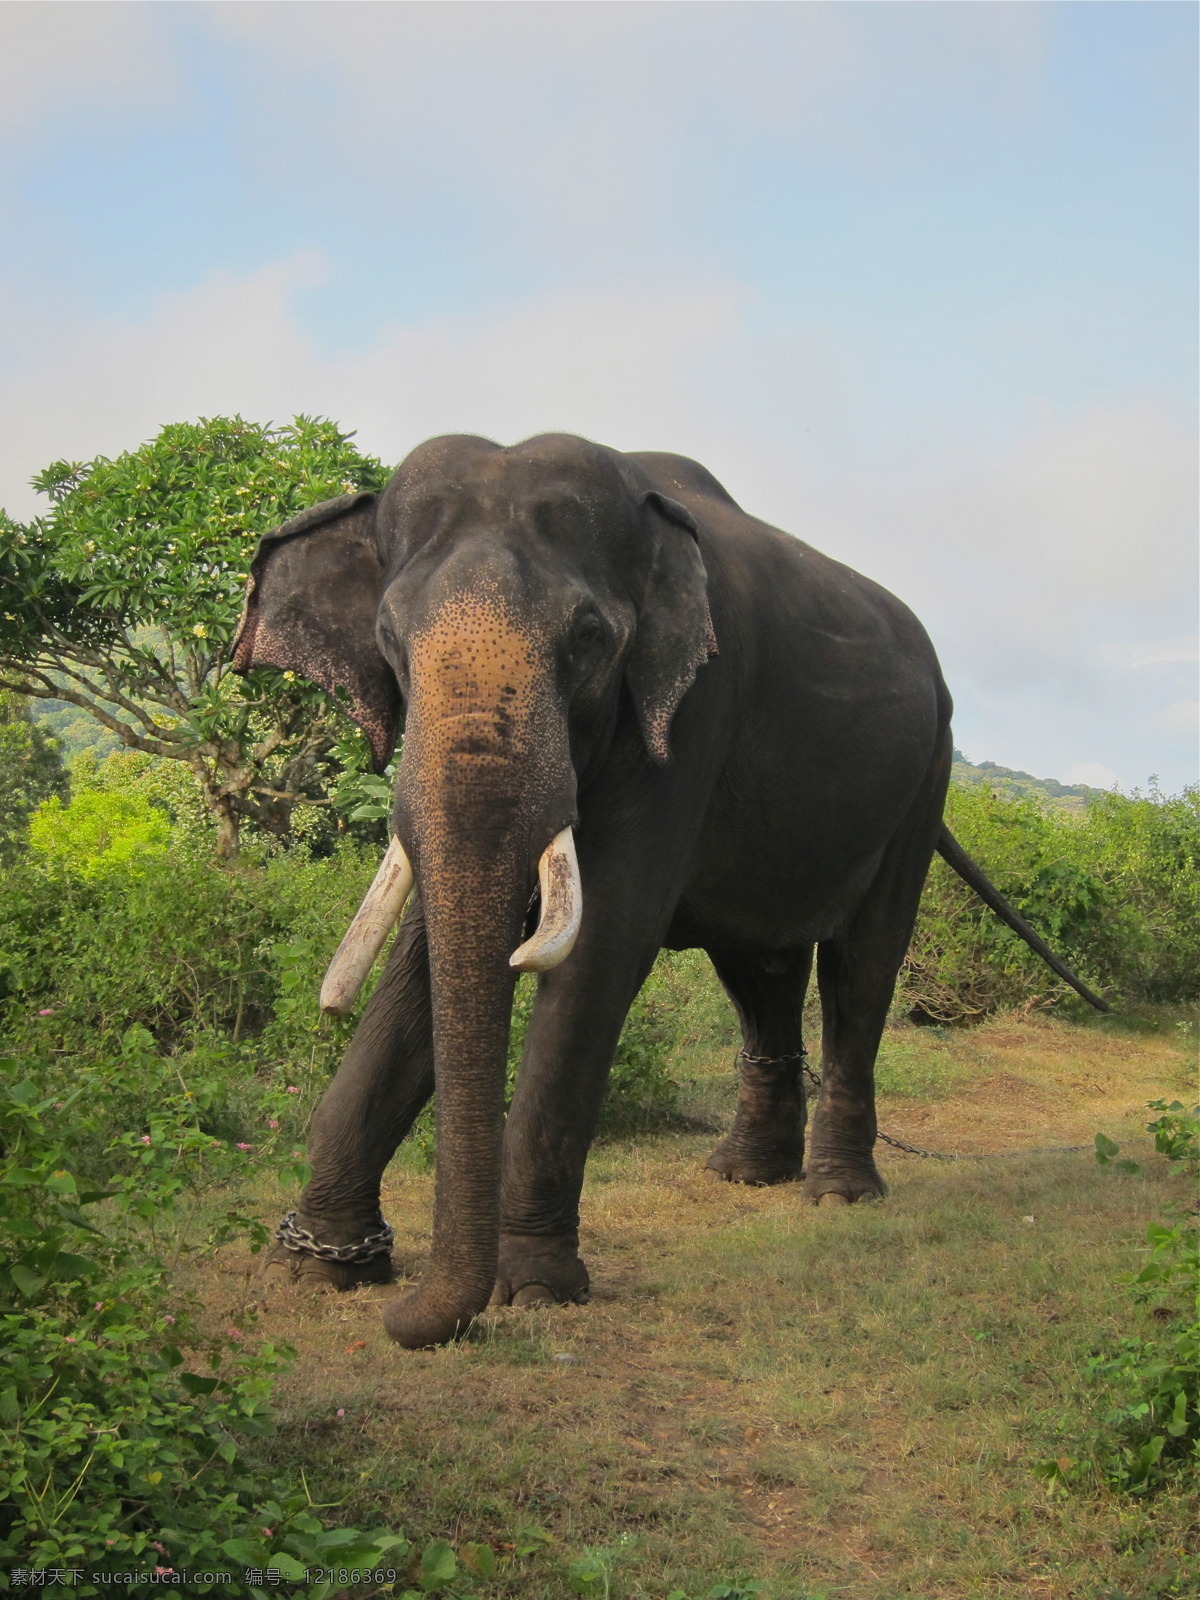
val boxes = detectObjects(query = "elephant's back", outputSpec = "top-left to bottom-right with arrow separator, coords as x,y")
625,450 -> 744,510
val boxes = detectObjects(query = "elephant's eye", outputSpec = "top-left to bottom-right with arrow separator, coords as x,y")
568,615 -> 605,671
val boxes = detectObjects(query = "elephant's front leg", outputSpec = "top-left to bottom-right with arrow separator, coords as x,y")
493,932 -> 659,1309
267,894 -> 434,1288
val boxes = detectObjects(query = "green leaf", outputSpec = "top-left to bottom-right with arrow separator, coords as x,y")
46,1252 -> 92,1279
419,1538 -> 458,1590
568,1554 -> 609,1592
267,1553 -> 307,1581
1095,1133 -> 1120,1163
10,1264 -> 44,1295
219,1537 -> 269,1563
460,1542 -> 496,1579
0,1387 -> 19,1424
178,1371 -> 220,1396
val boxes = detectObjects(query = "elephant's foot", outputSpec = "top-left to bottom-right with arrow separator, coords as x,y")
490,1233 -> 590,1308
259,1209 -> 397,1291
800,1152 -> 887,1206
704,1052 -> 806,1185
259,1241 -> 395,1290
704,1130 -> 803,1186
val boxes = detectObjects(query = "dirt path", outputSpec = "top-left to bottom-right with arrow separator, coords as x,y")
202,1015 -> 1195,1599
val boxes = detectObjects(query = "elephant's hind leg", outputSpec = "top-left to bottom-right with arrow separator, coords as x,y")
803,794 -> 944,1206
704,946 -> 813,1186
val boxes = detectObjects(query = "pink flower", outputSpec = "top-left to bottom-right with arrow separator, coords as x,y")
286,1085 -> 300,1094
228,1327 -> 242,1340
267,1119 -> 279,1130
292,1149 -> 303,1158
236,1142 -> 253,1151
38,1008 -> 53,1016
95,1302 -> 103,1311
140,1134 -> 152,1145
164,1314 -> 175,1325
336,1408 -> 346,1418
150,1543 -> 168,1556
261,1527 -> 273,1537
155,1568 -> 175,1577
64,1336 -> 77,1343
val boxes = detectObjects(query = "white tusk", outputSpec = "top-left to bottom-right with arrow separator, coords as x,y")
509,828 -> 583,973
320,835 -> 414,1015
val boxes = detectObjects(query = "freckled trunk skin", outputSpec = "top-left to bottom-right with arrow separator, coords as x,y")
383,598 -> 573,1348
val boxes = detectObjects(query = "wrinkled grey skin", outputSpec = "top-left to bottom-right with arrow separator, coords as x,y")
235,432 -> 955,1348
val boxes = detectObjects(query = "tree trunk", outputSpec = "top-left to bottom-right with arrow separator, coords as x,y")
213,794 -> 240,859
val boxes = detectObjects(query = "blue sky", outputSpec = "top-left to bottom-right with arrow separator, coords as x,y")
1,1 -> 1195,791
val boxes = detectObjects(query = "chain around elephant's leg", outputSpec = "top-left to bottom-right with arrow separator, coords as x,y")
263,896 -> 435,1290
703,946 -> 812,1185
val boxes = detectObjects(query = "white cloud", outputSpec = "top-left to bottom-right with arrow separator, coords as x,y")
1062,762 -> 1120,790
0,4 -> 177,136
196,0 -> 1048,263
1160,700 -> 1199,735
1128,638 -> 1200,668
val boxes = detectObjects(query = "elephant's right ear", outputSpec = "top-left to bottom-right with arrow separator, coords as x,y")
233,492 -> 400,771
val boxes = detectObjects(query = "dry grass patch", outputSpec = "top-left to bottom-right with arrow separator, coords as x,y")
196,1014 -> 1195,1599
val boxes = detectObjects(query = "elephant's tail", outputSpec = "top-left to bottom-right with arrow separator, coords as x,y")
936,825 -> 1110,1012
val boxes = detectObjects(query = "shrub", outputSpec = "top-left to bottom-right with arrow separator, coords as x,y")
902,782 -> 1199,1022
0,1055 -> 404,1592
1038,1101 -> 1199,1497
28,790 -> 170,881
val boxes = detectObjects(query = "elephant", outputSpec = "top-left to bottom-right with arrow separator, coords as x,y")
232,432 -> 1105,1349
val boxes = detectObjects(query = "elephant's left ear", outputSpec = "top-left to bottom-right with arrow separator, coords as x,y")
625,491 -> 718,766
232,492 -> 401,771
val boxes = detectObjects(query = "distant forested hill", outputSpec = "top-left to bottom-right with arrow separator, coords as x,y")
950,750 -> 1108,815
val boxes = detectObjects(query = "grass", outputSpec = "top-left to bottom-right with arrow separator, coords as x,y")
193,1009 -> 1196,1599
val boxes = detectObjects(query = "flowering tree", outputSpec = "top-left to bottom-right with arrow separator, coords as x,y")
0,416 -> 390,856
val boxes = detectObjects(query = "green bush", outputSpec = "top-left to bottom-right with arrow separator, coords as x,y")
903,782 -> 1199,1021
0,1055 -> 404,1593
0,832 -> 683,1184
1038,1101 -> 1199,1497
29,790 -> 171,881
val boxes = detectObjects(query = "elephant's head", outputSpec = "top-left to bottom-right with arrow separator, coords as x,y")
233,433 -> 714,1345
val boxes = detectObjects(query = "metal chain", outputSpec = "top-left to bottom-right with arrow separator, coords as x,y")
734,1050 -> 1087,1163
874,1129 -> 1088,1162
275,1210 -> 394,1263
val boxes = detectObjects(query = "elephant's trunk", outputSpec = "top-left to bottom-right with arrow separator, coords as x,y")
381,831 -> 527,1347
382,598 -> 576,1348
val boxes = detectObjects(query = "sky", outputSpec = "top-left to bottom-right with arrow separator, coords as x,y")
0,0 -> 1195,793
